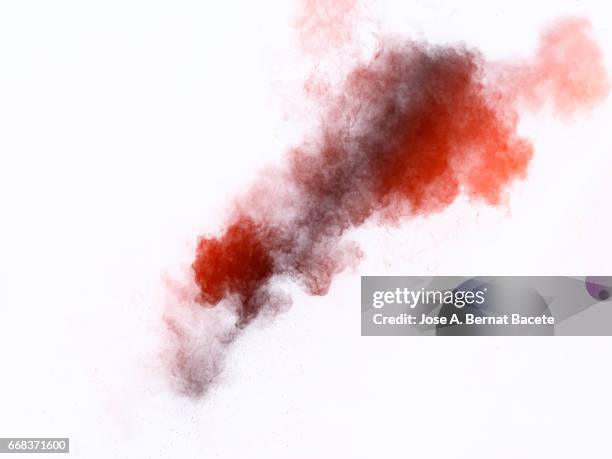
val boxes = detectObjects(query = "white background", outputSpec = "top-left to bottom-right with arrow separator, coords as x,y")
1,1 -> 611,458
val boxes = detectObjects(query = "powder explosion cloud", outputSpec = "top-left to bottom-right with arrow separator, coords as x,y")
164,17 -> 608,397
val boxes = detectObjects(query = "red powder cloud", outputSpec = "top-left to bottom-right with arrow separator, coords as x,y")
164,17 -> 608,397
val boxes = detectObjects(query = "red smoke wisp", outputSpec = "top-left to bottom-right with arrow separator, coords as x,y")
165,18 -> 608,397
294,0 -> 360,54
